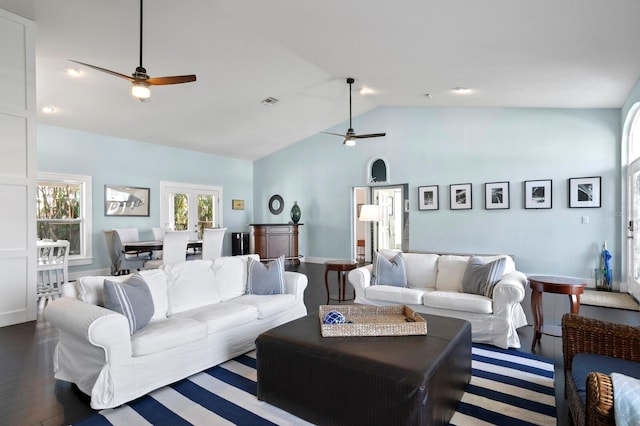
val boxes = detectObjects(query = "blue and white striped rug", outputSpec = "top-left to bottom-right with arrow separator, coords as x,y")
74,344 -> 556,426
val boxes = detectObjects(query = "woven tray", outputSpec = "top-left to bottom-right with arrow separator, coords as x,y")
319,304 -> 427,337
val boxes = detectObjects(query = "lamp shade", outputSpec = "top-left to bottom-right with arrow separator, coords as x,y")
358,204 -> 380,222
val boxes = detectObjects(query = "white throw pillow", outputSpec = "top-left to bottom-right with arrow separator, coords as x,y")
435,255 -> 469,292
164,260 -> 220,315
138,269 -> 169,321
212,254 -> 259,301
77,274 -> 131,305
402,252 -> 439,289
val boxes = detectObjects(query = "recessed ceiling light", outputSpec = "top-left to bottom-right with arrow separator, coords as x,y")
41,106 -> 55,114
452,87 -> 472,94
65,67 -> 81,77
360,87 -> 375,95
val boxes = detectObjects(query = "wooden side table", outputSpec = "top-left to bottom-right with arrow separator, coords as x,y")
529,275 -> 586,351
324,260 -> 358,304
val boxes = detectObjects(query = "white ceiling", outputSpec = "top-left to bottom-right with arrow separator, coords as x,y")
6,0 -> 640,160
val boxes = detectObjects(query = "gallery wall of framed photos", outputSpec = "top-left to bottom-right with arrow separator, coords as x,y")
417,176 -> 601,211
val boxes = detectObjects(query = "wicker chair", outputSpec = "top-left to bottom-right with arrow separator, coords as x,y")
562,313 -> 640,426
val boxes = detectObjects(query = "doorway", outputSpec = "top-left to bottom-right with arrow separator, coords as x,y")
352,184 -> 409,262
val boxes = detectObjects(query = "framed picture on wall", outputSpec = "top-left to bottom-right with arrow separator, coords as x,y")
104,185 -> 150,216
450,183 -> 472,210
418,185 -> 439,210
524,179 -> 552,209
485,181 -> 510,210
569,176 -> 601,208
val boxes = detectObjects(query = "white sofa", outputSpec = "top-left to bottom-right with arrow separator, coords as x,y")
348,251 -> 528,349
44,255 -> 307,409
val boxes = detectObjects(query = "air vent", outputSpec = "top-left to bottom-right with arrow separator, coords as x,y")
260,97 -> 279,106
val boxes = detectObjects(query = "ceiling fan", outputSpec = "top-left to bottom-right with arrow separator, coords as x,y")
69,0 -> 196,102
323,77 -> 386,146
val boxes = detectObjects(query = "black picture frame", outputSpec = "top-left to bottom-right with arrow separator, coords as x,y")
418,185 -> 439,211
450,183 -> 472,210
104,185 -> 150,216
569,176 -> 601,208
485,181 -> 510,210
524,179 -> 552,209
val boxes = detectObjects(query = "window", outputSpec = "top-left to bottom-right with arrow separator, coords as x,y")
37,172 -> 92,265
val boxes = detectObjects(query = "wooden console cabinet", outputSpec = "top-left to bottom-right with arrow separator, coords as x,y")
249,223 -> 302,265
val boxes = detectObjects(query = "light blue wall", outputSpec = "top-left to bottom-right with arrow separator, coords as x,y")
37,125 -> 254,273
254,106 -> 621,281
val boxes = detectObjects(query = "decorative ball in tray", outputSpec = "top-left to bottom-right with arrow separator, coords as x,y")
319,304 -> 427,337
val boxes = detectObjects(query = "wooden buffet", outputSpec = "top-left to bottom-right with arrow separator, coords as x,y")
249,223 -> 302,265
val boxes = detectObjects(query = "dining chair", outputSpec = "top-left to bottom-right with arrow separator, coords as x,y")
112,228 -> 152,275
160,230 -> 190,266
150,227 -> 166,260
36,239 -> 70,311
202,228 -> 227,261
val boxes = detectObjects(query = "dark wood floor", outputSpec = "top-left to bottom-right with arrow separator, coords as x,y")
1,262 -> 638,425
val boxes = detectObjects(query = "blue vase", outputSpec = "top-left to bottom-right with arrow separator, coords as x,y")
290,201 -> 301,224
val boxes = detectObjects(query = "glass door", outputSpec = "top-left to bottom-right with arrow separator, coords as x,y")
626,107 -> 640,299
160,182 -> 222,241
628,160 -> 640,297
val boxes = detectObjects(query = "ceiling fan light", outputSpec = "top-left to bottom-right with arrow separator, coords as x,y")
343,138 -> 356,147
131,81 -> 151,101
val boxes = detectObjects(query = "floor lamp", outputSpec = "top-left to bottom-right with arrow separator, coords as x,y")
358,204 -> 380,263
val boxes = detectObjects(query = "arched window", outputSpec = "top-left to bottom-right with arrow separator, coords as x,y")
369,158 -> 389,184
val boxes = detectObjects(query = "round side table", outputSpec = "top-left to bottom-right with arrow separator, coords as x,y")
529,275 -> 586,351
324,260 -> 358,304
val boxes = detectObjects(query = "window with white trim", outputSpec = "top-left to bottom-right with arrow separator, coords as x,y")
36,172 -> 93,265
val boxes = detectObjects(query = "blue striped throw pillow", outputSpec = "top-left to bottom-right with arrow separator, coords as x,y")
246,255 -> 286,295
103,274 -> 154,334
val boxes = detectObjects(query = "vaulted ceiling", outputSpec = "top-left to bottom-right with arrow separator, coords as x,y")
7,0 -> 640,160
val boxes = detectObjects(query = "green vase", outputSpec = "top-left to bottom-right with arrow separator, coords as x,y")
290,201 -> 301,224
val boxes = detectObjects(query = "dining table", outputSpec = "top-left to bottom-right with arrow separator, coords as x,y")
123,240 -> 202,253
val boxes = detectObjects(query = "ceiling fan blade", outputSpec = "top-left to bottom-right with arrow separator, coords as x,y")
352,133 -> 387,139
146,75 -> 197,85
69,60 -> 135,82
322,131 -> 348,137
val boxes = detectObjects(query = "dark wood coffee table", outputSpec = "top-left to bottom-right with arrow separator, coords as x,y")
256,312 -> 472,425
529,275 -> 586,351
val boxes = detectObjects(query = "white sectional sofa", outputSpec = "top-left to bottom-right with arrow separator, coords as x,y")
44,255 -> 307,409
348,250 -> 528,348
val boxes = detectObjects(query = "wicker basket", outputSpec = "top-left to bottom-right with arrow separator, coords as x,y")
319,304 -> 427,337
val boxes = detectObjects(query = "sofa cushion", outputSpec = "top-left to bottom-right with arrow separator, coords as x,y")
130,317 -> 207,356
77,274 -> 131,305
435,255 -> 469,292
365,285 -> 426,305
213,254 -> 259,301
571,353 -> 640,404
138,269 -> 169,321
423,290 -> 493,314
103,274 -> 155,334
404,253 -> 439,289
165,260 -> 220,315
171,302 -> 258,334
230,294 -> 296,319
461,256 -> 506,298
371,252 -> 407,287
246,256 -> 286,295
